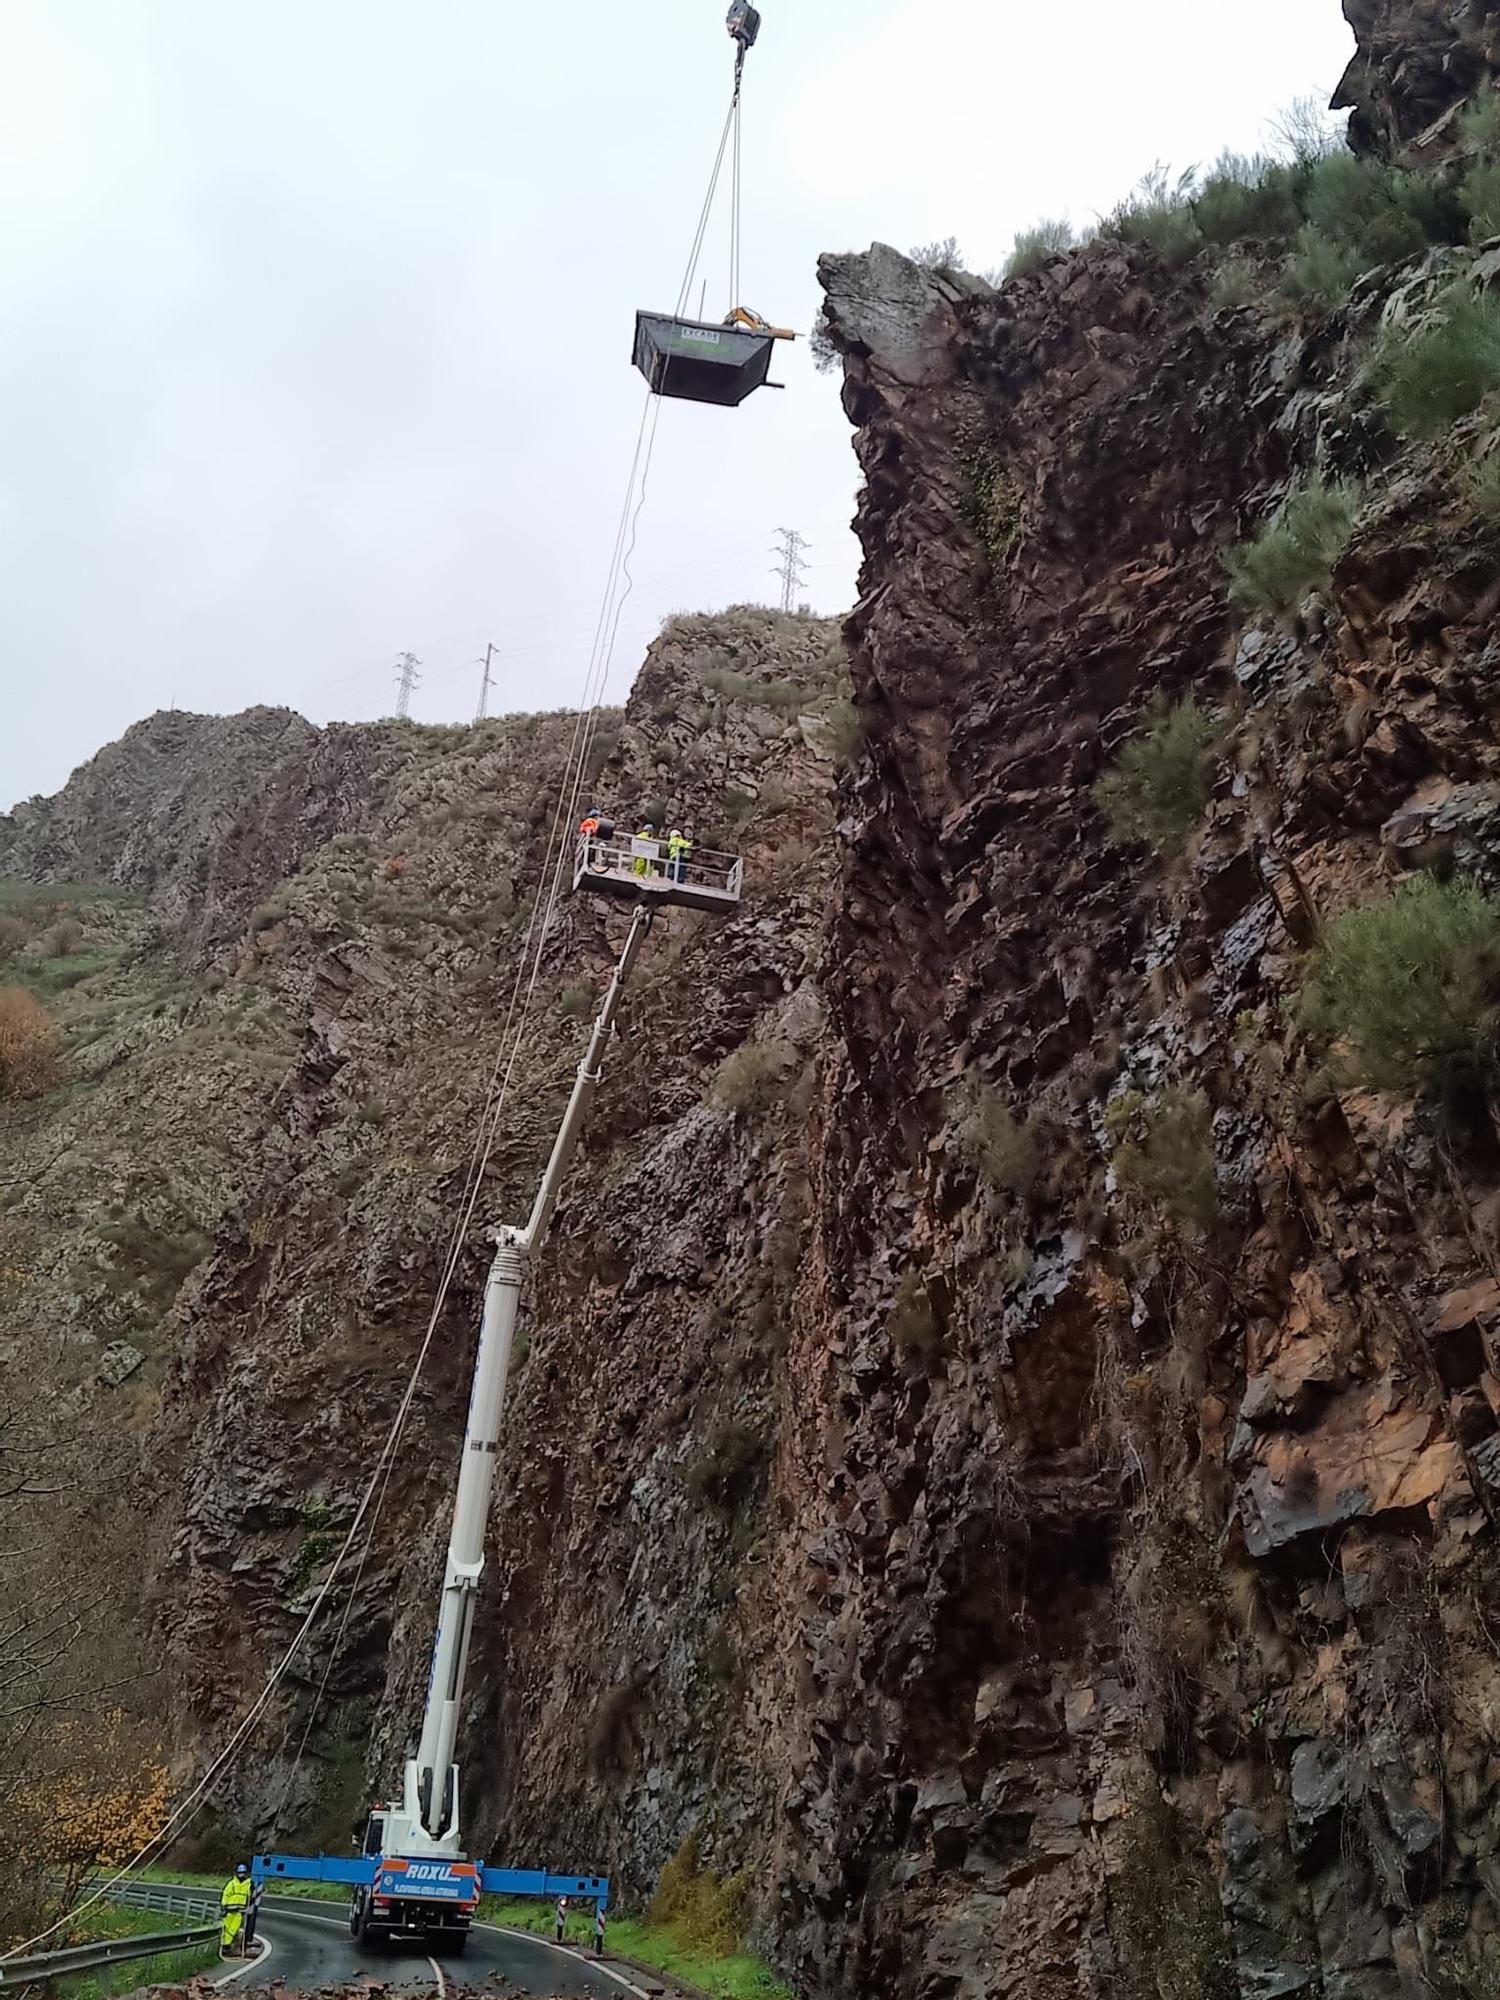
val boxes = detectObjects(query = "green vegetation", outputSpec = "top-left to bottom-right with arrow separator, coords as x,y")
683,1424 -> 769,1512
486,1883 -> 790,2000
1095,695 -> 1217,856
712,1039 -> 796,1117
1001,217 -> 1077,280
1111,1781 -> 1236,2000
1100,164 -> 1201,266
1462,442 -> 1500,524
1208,257 -> 1257,311
1371,287 -> 1500,439
95,1208 -> 212,1311
888,1270 -> 942,1363
907,235 -> 966,275
821,697 -> 862,764
958,443 -> 1022,566
1108,1086 -> 1220,1229
1288,151 -> 1434,302
288,1496 -> 339,1593
1192,152 -> 1300,246
955,1085 -> 1038,1194
1224,477 -> 1359,614
1299,874 -> 1500,1110
53,1902 -> 220,2000
1463,96 -> 1500,242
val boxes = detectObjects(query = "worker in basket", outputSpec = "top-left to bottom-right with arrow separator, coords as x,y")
667,828 -> 693,884
632,823 -> 662,878
220,1864 -> 252,1956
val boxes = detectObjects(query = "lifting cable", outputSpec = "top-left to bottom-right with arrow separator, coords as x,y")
8,36 -> 763,1961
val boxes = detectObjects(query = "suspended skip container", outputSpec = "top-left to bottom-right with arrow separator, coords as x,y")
632,311 -> 785,408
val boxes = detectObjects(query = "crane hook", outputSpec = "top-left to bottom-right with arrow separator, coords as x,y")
726,2 -> 761,53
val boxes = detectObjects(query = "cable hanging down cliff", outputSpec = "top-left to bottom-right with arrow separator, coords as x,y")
3,4 -> 793,1962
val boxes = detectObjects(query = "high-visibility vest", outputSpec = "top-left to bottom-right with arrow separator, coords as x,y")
221,1877 -> 251,1914
668,836 -> 691,859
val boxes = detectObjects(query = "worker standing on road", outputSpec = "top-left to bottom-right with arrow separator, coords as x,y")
220,1865 -> 252,1956
554,1892 -> 569,1944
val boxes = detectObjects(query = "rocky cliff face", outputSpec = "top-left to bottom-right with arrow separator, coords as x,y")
1337,0 -> 1500,158
776,162 -> 1500,2000
0,609 -> 851,1888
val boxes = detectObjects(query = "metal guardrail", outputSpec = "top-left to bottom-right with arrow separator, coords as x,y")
92,1881 -> 220,1920
0,1917 -> 218,1985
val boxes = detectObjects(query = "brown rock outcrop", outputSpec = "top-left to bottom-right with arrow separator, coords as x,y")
1336,0 -> 1500,158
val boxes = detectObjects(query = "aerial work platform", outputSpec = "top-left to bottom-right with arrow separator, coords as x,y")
573,832 -> 743,913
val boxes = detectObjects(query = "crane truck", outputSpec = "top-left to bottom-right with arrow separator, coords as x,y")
256,835 -> 745,1948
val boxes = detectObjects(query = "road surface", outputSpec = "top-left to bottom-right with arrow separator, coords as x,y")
213,1893 -> 649,1997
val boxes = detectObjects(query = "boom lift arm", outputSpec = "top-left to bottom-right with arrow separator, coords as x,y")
393,903 -> 656,1856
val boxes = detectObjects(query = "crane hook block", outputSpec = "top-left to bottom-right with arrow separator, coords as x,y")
727,2 -> 761,50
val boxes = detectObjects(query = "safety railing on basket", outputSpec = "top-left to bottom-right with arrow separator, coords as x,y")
574,834 -> 743,897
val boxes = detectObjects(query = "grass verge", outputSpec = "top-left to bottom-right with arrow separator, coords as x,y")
53,1901 -> 220,2000
484,1897 -> 791,1999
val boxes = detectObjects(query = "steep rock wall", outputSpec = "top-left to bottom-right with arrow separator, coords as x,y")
778,209 -> 1500,1998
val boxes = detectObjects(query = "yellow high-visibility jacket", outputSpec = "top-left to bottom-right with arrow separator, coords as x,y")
220,1876 -> 252,1914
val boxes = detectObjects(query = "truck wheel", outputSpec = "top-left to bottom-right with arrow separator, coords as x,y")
351,1898 -> 386,1950
439,1932 -> 469,1957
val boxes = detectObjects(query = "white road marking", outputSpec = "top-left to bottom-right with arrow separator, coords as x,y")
474,1922 -> 650,1998
426,1954 -> 446,1995
211,1936 -> 272,1986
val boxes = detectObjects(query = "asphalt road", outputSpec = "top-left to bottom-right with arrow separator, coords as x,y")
216,1894 -> 646,1998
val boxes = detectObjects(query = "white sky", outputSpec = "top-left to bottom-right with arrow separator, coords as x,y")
0,0 -> 1355,812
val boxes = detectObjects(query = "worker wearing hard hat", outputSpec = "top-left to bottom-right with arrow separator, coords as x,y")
632,823 -> 661,878
220,1865 -> 252,1955
667,829 -> 693,884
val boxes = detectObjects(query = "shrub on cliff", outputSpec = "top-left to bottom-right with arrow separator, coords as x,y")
712,1039 -> 796,1117
1224,476 -> 1359,614
1192,152 -> 1300,246
1100,165 -> 1201,267
1108,1087 -> 1220,1230
1300,874 -> 1500,1111
1285,152 -> 1456,303
1095,695 -> 1216,857
955,1085 -> 1038,1194
1001,217 -> 1077,280
1372,288 -> 1500,439
1461,441 -> 1500,525
0,988 -> 61,1099
683,1424 -> 768,1513
907,236 -> 966,276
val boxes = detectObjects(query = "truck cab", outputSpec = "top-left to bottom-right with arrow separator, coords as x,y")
349,1808 -> 479,1953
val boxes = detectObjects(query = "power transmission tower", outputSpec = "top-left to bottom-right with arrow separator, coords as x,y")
475,643 -> 496,723
393,652 -> 421,720
771,528 -> 809,613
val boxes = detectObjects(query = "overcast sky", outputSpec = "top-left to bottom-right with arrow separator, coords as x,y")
0,0 -> 1355,812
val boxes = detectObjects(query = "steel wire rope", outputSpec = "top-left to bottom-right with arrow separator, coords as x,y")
15,45 -> 758,1960
12,449 -> 653,1951
266,386 -> 668,1816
